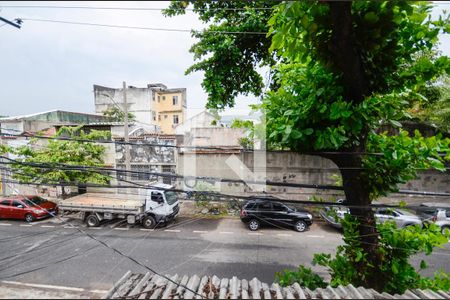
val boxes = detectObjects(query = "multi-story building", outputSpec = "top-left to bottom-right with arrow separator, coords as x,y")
93,83 -> 186,134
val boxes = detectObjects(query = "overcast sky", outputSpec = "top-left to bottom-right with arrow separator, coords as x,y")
1,1 -> 449,119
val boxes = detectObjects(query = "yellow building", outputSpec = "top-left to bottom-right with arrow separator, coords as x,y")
151,87 -> 186,134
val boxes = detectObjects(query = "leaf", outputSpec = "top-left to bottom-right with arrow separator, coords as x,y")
304,128 -> 314,135
389,120 -> 403,128
364,12 -> 379,24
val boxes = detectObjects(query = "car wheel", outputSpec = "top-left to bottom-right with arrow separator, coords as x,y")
248,219 -> 260,231
294,220 -> 307,232
142,216 -> 157,229
25,213 -> 35,223
85,214 -> 100,227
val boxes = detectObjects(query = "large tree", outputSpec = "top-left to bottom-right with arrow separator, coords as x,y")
168,0 -> 450,290
7,126 -> 111,195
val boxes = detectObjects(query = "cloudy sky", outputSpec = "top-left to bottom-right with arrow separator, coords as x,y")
1,1 -> 449,119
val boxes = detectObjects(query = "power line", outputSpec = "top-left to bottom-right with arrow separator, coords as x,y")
19,18 -> 267,35
2,156 -> 450,197
2,175 -> 449,210
0,130 -> 422,157
0,5 -> 273,12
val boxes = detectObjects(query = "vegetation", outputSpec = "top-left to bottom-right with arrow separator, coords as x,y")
6,126 -> 111,195
102,106 -> 136,122
278,216 -> 450,294
409,74 -> 450,132
276,265 -> 327,290
167,0 -> 450,292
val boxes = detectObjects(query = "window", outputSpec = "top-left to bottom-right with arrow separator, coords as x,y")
12,201 -> 24,208
0,200 -> 10,206
162,165 -> 175,185
257,202 -> 272,211
151,192 -> 164,203
152,94 -> 155,101
272,203 -> 287,212
152,111 -> 156,121
158,96 -> 160,102
164,115 -> 168,119
378,209 -> 397,217
446,210 -> 450,218
162,96 -> 166,100
158,115 -> 161,121
173,115 -> 179,124
173,96 -> 178,105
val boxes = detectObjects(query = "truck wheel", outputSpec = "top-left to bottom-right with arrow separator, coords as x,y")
142,216 -> 156,229
86,214 -> 100,227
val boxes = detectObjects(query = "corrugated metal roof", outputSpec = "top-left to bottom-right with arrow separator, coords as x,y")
105,272 -> 450,299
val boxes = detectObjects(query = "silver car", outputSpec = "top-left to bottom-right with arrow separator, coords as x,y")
321,202 -> 422,229
416,203 -> 450,233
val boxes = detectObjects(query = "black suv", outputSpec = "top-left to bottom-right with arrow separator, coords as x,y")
240,199 -> 313,232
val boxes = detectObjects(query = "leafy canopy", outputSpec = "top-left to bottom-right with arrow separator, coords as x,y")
8,126 -> 111,185
312,215 -> 450,294
163,1 -> 278,109
102,106 -> 136,122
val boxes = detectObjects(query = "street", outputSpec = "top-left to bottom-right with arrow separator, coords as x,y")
0,216 -> 449,297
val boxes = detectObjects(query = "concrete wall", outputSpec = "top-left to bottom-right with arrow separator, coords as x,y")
185,127 -> 246,147
177,150 -> 450,202
175,111 -> 216,135
94,85 -> 154,126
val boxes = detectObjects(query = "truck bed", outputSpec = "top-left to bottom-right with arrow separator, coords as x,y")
58,193 -> 145,214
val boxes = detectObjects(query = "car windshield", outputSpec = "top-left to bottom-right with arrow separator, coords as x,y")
165,191 -> 178,205
23,197 -> 47,207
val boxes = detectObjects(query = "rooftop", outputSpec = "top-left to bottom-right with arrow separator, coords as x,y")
106,271 -> 450,299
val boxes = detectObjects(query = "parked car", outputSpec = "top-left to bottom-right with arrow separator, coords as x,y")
0,195 -> 58,222
240,198 -> 313,232
416,202 -> 450,233
321,200 -> 422,229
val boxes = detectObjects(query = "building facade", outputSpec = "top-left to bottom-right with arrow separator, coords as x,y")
93,83 -> 186,134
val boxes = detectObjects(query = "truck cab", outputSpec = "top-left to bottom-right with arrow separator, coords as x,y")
141,183 -> 180,228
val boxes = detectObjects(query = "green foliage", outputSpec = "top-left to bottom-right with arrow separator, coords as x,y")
275,265 -> 327,289
102,106 -> 136,122
269,1 -> 449,95
410,75 -> 450,132
312,215 -> 450,294
330,174 -> 343,186
163,1 -> 279,109
8,126 -> 111,187
193,181 -> 217,204
364,130 -> 450,199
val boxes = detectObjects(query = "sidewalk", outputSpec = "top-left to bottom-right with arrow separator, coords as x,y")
0,282 -> 105,299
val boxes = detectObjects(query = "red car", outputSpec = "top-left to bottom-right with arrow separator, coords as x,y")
0,195 -> 58,222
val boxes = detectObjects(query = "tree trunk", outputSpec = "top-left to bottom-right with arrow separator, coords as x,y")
327,152 -> 385,290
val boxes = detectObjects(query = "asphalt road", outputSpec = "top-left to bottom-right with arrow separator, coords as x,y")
0,216 -> 449,295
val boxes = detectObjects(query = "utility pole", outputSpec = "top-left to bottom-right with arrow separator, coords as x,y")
123,81 -> 131,190
0,135 -> 5,196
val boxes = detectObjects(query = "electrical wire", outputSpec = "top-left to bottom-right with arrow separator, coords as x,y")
2,172 -> 449,211
2,129 -> 449,159
0,5 -> 274,12
2,156 -> 450,198
19,18 -> 267,35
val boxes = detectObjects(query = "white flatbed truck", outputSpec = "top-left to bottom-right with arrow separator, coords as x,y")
58,183 -> 179,228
